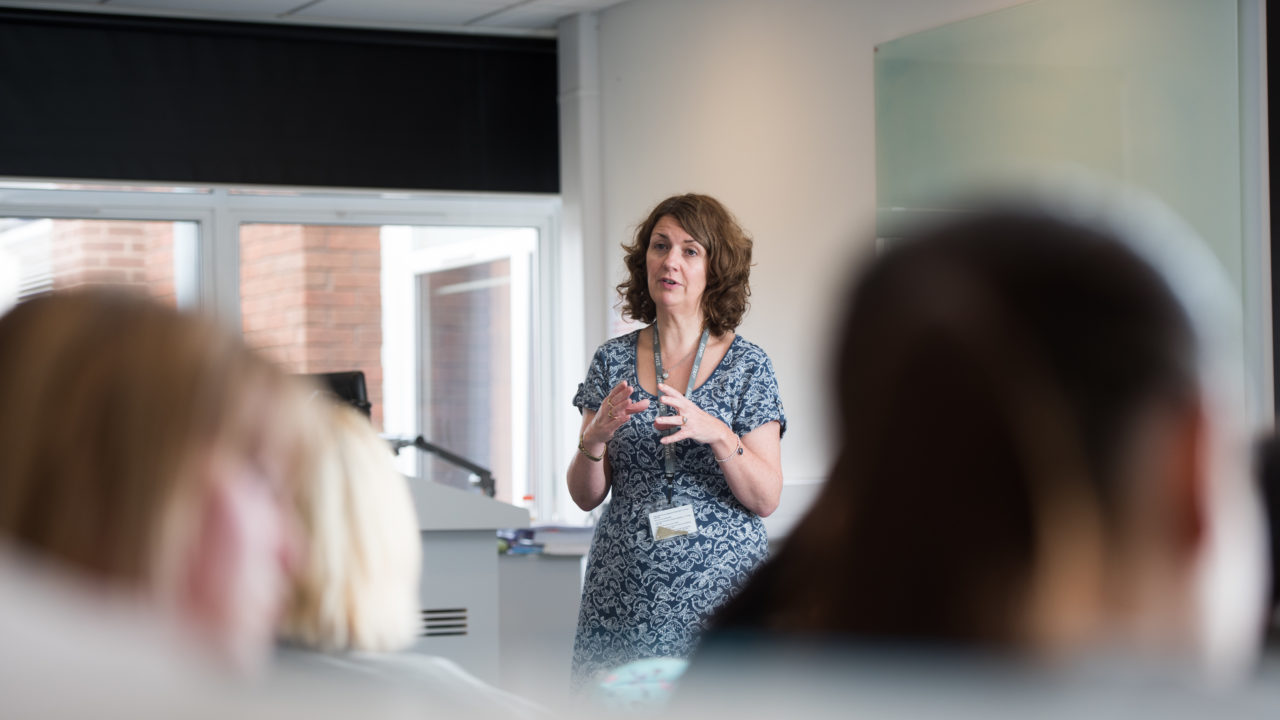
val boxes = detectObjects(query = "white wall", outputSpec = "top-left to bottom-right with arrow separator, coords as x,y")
562,0 -> 1028,524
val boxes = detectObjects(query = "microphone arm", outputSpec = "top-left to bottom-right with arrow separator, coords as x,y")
384,435 -> 496,498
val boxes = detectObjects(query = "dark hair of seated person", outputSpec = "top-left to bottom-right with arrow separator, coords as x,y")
1256,434 -> 1280,643
703,210 -> 1198,652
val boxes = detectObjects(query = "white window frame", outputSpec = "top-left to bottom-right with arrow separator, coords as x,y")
380,226 -> 537,503
0,179 -> 581,523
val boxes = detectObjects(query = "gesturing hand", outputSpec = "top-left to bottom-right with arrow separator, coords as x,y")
585,380 -> 650,444
654,382 -> 730,447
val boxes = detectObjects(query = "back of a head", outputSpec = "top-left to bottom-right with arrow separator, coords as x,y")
1256,434 -> 1280,627
280,401 -> 422,654
0,290 -> 279,581
712,210 -> 1198,653
0,288 -> 306,670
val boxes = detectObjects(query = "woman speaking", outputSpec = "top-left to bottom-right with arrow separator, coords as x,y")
567,193 -> 786,690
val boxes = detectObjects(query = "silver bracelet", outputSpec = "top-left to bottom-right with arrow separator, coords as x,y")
715,437 -> 744,463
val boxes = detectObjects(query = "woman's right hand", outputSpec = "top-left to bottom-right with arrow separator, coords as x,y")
570,381 -> 649,511
584,380 -> 650,445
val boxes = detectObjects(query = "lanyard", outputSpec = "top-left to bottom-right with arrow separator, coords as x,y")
653,324 -> 710,503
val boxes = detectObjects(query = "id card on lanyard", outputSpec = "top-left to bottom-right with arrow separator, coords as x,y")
647,324 -> 709,542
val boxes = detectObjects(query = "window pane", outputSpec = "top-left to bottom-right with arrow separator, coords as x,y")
0,217 -> 186,310
421,259 -> 517,499
238,222 -> 537,504
239,223 -> 384,425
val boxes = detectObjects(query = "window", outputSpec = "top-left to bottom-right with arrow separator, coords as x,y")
239,222 -> 540,505
0,181 -> 578,520
0,217 -> 194,309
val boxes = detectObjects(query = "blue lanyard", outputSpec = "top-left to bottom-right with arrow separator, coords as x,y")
652,324 -> 710,503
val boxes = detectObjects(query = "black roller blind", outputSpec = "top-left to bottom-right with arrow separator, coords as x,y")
0,9 -> 559,193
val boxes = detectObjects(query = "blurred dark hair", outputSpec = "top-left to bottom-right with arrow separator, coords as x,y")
1256,435 -> 1280,617
710,210 -> 1197,648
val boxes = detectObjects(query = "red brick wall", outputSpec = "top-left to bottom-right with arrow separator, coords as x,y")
240,224 -> 384,428
40,218 -> 386,429
50,220 -> 175,304
35,218 -> 519,497
240,224 -> 309,369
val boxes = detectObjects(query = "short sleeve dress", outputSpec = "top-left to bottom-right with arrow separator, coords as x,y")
570,328 -> 787,690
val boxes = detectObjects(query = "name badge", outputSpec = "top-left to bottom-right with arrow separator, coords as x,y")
648,503 -> 698,542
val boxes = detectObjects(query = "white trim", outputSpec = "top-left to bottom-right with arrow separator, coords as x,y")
510,246 -> 533,509
382,226 -> 541,503
172,221 -> 200,309
381,226 -> 418,479
434,276 -> 512,295
555,11 -> 603,526
1240,0 -> 1273,429
207,191 -> 238,324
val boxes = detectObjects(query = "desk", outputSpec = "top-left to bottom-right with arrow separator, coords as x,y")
497,551 -> 586,705
405,476 -> 529,684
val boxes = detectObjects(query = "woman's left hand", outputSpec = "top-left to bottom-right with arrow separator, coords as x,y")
656,381 -> 783,517
654,382 -> 733,447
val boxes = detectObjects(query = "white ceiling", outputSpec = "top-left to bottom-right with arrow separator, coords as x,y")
0,0 -> 628,35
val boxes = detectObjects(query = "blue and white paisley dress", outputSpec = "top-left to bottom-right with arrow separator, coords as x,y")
570,328 -> 787,690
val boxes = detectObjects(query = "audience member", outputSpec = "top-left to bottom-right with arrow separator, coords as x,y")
0,288 -> 307,673
1255,434 -> 1280,644
278,401 -> 420,653
677,196 -> 1266,718
275,400 -> 548,719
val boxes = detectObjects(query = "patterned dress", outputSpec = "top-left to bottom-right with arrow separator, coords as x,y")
570,329 -> 787,690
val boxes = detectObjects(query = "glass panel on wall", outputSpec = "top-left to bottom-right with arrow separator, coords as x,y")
873,0 -> 1261,422
0,217 -> 191,312
874,0 -> 1241,290
238,222 -> 538,505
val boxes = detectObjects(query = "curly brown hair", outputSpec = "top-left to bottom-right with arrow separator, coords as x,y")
616,193 -> 753,336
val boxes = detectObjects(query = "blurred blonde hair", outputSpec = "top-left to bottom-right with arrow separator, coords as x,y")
280,402 -> 422,653
0,288 -> 305,594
